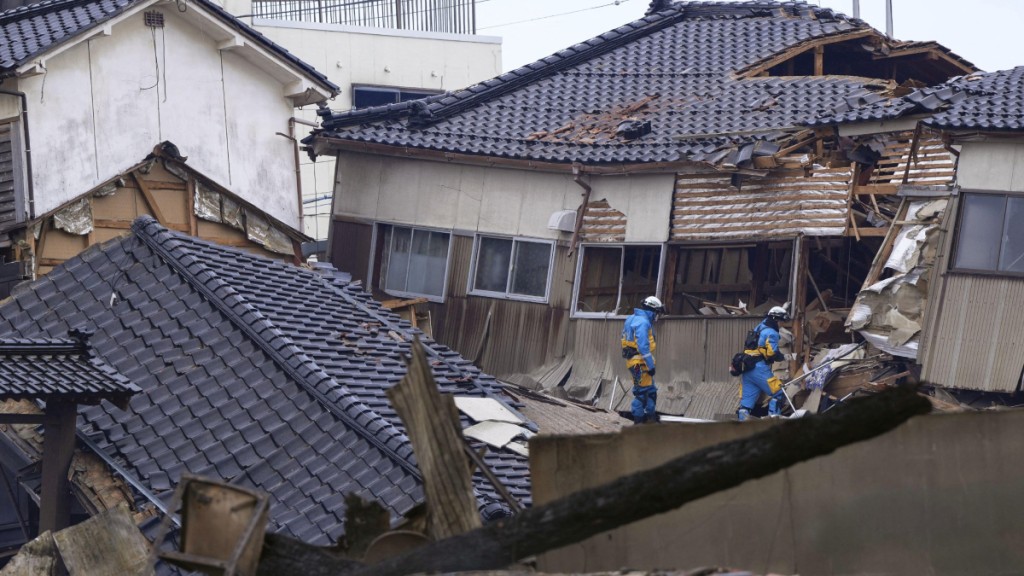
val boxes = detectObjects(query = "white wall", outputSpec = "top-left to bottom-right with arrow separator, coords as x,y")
241,19 -> 502,240
957,141 -> 1024,192
333,153 -> 675,241
17,9 -> 300,225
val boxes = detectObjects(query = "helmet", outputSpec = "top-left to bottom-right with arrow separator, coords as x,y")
767,305 -> 790,321
642,296 -> 665,314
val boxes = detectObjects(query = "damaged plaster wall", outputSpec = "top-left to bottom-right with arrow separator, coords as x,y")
18,9 -> 300,227
333,152 -> 673,240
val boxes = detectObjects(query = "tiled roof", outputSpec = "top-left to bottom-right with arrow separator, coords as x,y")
815,68 -> 1024,132
0,335 -> 139,405
0,216 -> 529,545
0,0 -> 338,92
313,1 -> 897,165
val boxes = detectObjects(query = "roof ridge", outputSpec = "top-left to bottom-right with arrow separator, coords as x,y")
128,216 -> 423,480
0,0 -> 119,22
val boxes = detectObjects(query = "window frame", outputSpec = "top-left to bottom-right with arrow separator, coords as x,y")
351,84 -> 443,109
950,189 -> 1024,278
571,243 -> 665,319
375,223 -> 453,303
467,234 -> 555,303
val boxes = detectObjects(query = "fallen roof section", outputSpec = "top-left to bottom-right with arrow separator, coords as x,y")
0,216 -> 531,545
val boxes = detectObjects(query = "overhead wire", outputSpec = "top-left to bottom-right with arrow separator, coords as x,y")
478,0 -> 632,31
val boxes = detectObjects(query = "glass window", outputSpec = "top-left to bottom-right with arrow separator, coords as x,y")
471,236 -> 552,300
575,245 -> 661,315
353,85 -> 441,109
953,192 -> 1024,274
381,226 -> 450,299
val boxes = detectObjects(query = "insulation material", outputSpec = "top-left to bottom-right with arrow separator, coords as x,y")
454,396 -> 522,424
95,182 -> 118,197
53,198 -> 93,235
194,181 -> 222,223
579,198 -> 626,243
672,167 -> 853,239
463,421 -> 532,449
867,132 -> 957,188
245,209 -> 293,255
222,196 -> 244,229
164,161 -> 189,181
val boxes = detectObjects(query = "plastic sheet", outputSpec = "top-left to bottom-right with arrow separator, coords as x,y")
194,181 -> 222,223
245,210 -> 293,255
53,198 -> 93,236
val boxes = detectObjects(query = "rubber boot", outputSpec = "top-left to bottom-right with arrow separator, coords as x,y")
737,408 -> 750,422
768,397 -> 780,417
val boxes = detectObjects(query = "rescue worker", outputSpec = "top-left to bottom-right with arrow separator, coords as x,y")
621,296 -> 664,424
737,305 -> 789,421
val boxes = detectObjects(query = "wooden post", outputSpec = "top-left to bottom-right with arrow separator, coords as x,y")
387,339 -> 481,540
39,401 -> 78,533
814,45 -> 824,76
791,237 -> 809,374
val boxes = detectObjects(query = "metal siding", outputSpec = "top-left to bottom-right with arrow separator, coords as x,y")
329,219 -> 372,285
922,274 -> 1024,392
548,243 -> 575,311
672,167 -> 852,239
0,123 -> 17,230
446,234 -> 473,299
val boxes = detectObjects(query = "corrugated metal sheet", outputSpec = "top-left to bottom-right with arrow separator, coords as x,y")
446,234 -> 474,299
868,131 -> 956,188
921,273 -> 1024,393
579,198 -> 626,243
671,167 -> 852,240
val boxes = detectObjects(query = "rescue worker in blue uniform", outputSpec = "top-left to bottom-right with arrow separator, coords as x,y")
738,306 -> 789,421
621,296 -> 664,424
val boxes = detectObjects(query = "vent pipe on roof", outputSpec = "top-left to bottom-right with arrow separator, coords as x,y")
852,0 -> 860,18
885,0 -> 893,38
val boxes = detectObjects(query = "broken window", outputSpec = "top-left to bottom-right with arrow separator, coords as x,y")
575,245 -> 661,315
662,242 -> 792,315
470,235 -> 553,301
379,225 -> 450,300
952,192 -> 1024,275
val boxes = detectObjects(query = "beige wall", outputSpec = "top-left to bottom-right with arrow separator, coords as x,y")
532,410 -> 1024,575
333,153 -> 675,240
956,141 -> 1024,192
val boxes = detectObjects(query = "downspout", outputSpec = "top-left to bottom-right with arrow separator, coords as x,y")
277,116 -> 319,234
0,88 -> 34,220
568,163 -> 592,257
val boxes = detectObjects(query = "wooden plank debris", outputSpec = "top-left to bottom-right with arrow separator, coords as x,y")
387,338 -> 481,540
54,504 -> 155,576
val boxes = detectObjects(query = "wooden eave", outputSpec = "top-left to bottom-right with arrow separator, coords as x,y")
735,29 -> 878,79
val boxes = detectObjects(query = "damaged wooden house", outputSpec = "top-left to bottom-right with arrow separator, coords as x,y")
306,0 -> 975,418
810,64 -> 1024,404
0,216 -> 533,564
0,0 -> 340,290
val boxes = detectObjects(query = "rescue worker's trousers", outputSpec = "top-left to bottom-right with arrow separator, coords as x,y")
739,360 -> 783,414
627,356 -> 657,423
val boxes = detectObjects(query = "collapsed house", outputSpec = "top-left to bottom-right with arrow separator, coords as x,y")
307,1 -> 974,418
812,65 -> 1024,401
0,216 -> 532,562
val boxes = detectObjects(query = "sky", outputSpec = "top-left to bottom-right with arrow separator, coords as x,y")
475,0 -> 1024,74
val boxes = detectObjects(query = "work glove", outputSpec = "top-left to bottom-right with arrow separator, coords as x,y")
648,367 -> 656,377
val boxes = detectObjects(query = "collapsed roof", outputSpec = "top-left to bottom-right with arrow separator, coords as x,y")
0,217 -> 531,544
310,1 -> 974,168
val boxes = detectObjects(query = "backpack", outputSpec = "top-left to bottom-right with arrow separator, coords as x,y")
728,325 -> 765,376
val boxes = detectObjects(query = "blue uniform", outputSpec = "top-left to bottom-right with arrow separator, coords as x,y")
621,308 -> 658,423
739,319 -> 785,417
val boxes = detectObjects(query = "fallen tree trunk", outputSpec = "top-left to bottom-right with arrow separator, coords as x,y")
259,386 -> 930,576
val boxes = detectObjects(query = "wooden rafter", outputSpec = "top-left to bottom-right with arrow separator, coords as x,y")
735,29 -> 877,78
131,172 -> 167,225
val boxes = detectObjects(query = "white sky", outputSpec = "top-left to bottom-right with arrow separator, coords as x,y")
476,0 -> 1024,74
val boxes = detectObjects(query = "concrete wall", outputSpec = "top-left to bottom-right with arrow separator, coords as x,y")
532,410 -> 1024,575
333,152 -> 675,240
232,15 -> 503,239
13,9 -> 300,226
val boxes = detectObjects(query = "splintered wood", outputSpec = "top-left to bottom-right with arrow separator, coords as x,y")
387,339 -> 481,540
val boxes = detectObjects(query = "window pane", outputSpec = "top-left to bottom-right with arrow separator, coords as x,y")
620,246 -> 661,313
384,227 -> 412,292
474,237 -> 513,293
510,241 -> 551,297
954,193 -> 1004,271
406,230 -> 449,297
577,246 -> 622,313
1000,196 -> 1024,273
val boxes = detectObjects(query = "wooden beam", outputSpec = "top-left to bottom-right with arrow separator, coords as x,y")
93,219 -> 133,230
34,219 -> 50,277
39,401 -> 78,533
814,45 -> 824,76
735,29 -> 876,78
132,173 -> 167,225
186,178 -> 198,236
0,413 -> 47,424
37,258 -> 67,268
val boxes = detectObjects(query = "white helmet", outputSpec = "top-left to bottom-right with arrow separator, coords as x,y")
767,305 -> 790,321
642,296 -> 665,313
